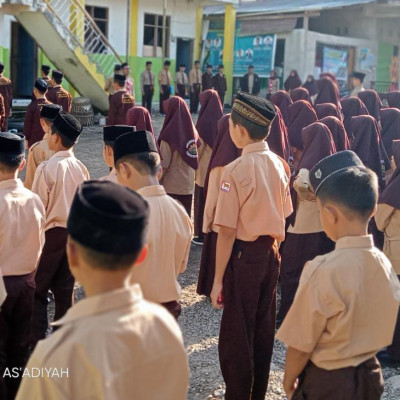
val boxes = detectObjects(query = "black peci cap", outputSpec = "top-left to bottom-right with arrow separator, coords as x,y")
0,132 -> 25,155
34,78 -> 48,93
41,65 -> 51,74
52,70 -> 64,81
114,64 -> 122,71
114,131 -> 158,164
103,125 -> 135,143
351,72 -> 366,82
114,74 -> 126,84
40,104 -> 61,120
52,112 -> 82,141
67,180 -> 149,254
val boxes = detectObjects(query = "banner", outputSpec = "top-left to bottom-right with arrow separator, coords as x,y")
201,31 -> 224,73
233,34 -> 276,77
322,47 -> 348,82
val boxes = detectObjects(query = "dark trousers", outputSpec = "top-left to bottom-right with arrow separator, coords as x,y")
161,300 -> 182,321
190,84 -> 201,113
32,227 -> 74,345
388,275 -> 400,360
0,272 -> 35,400
219,236 -> 280,400
293,357 -> 384,400
142,85 -> 154,113
159,85 -> 171,114
177,84 -> 186,99
193,184 -> 205,238
197,231 -> 218,297
217,92 -> 225,107
168,193 -> 192,217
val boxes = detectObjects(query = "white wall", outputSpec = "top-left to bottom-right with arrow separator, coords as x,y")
0,11 -> 15,49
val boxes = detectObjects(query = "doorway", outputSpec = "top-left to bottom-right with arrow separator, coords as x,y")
274,38 -> 285,87
11,22 -> 37,98
176,38 -> 193,72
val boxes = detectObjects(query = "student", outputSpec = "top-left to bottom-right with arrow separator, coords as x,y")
319,116 -> 350,152
114,131 -> 192,319
315,103 -> 342,121
210,92 -> 293,400
25,104 -> 60,190
278,122 -> 336,321
16,180 -> 190,400
376,140 -> 400,364
46,70 -> 72,113
121,62 -> 134,95
31,112 -> 90,344
350,71 -> 366,97
140,61 -> 155,113
277,150 -> 400,400
202,64 -> 214,91
387,91 -> 400,109
380,107 -> 400,158
125,106 -> 158,150
23,79 -> 51,148
270,90 -> 293,126
213,64 -> 227,105
158,96 -> 199,216
197,114 -> 241,296
302,75 -> 318,97
104,64 -> 122,95
289,87 -> 311,104
107,74 -> 135,125
0,62 -> 12,132
101,125 -> 135,182
40,64 -> 51,85
284,70 -> 302,92
358,89 -> 383,125
175,64 -> 189,99
189,60 -> 202,113
193,89 -> 223,245
0,132 -> 45,400
159,60 -> 172,114
267,107 -> 291,163
314,76 -> 341,112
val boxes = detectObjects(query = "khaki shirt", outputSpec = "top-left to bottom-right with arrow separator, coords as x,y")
195,138 -> 212,187
140,70 -> 155,92
16,285 -> 189,400
99,168 -> 118,183
189,68 -> 202,86
160,141 -> 195,195
376,203 -> 400,274
32,149 -> 90,231
131,185 -> 192,303
104,75 -> 116,95
158,69 -> 172,86
214,141 -> 293,241
203,166 -> 224,234
277,235 -> 400,370
175,71 -> 189,86
0,179 -> 45,276
25,135 -> 55,190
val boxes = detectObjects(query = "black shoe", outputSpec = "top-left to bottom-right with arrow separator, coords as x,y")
192,236 -> 204,245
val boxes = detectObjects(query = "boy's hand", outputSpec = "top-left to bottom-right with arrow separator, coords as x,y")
283,378 -> 298,399
210,282 -> 224,309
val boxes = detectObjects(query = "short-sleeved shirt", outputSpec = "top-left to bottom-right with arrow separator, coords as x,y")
214,141 -> 292,242
277,235 -> 400,370
0,179 -> 45,276
189,68 -> 202,86
158,69 -> 172,86
195,138 -> 212,187
16,285 -> 189,400
32,149 -> 90,231
99,168 -> 118,183
131,185 -> 192,303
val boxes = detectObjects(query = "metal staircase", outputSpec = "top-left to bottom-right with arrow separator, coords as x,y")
4,0 -> 123,111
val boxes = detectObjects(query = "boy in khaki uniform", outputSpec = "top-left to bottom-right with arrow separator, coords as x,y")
114,131 -> 192,319
0,132 -> 45,400
277,150 -> 400,400
25,104 -> 60,189
16,180 -> 189,400
210,92 -> 293,400
31,112 -> 90,345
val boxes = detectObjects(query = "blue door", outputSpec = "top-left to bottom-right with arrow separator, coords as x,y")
176,38 -> 193,72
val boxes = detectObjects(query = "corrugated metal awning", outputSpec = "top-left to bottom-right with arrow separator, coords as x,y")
239,18 -> 297,34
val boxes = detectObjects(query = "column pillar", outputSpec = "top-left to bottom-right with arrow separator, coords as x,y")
223,4 -> 236,105
194,6 -> 203,61
129,0 -> 139,57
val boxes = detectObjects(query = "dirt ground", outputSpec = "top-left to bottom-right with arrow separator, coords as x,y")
31,112 -> 400,400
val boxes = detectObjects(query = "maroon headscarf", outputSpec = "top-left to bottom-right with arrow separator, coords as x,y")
287,100 -> 318,149
196,89 -> 223,148
319,116 -> 350,151
341,97 -> 369,139
290,87 -> 311,103
380,108 -> 400,158
267,107 -> 291,162
320,72 -> 339,87
298,122 -> 337,170
284,70 -> 302,91
270,90 -> 293,126
358,90 -> 383,123
315,103 -> 342,121
315,77 -> 341,110
351,115 -> 386,190
387,91 -> 400,109
303,75 -> 318,96
158,96 -> 200,169
379,140 -> 400,209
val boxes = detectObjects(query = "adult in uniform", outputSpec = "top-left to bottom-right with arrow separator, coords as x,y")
121,62 -> 134,95
107,74 -> 135,125
46,70 -> 72,113
241,65 -> 260,95
0,62 -> 12,132
213,65 -> 227,106
158,60 -> 172,114
140,61 -> 155,113
175,64 -> 188,99
189,60 -> 202,113
104,64 -> 122,95
202,64 -> 213,91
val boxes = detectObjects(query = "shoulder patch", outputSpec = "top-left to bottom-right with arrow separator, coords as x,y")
221,181 -> 231,192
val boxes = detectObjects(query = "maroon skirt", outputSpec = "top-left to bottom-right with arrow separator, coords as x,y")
197,231 -> 218,296
193,184 -> 205,238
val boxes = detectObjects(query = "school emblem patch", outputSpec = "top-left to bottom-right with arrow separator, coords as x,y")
185,139 -> 198,158
314,169 -> 322,179
221,181 -> 231,192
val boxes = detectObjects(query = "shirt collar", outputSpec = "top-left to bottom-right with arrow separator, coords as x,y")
52,284 -> 143,326
137,184 -> 166,197
52,148 -> 74,158
335,235 -> 374,250
0,178 -> 23,191
242,141 -> 269,155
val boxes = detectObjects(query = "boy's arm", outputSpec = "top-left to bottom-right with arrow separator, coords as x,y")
283,346 -> 311,400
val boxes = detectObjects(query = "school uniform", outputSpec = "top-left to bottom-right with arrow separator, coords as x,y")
189,68 -> 202,113
107,89 -> 135,125
202,72 -> 213,91
125,75 -> 135,96
213,72 -> 227,105
46,85 -> 72,113
158,69 -> 172,114
99,168 -> 118,183
140,70 -> 155,113
175,70 -> 188,99
23,98 -> 51,148
0,175 -> 45,400
214,106 -> 292,400
0,74 -> 12,132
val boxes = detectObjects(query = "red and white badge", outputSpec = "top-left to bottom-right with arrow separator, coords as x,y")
221,181 -> 231,192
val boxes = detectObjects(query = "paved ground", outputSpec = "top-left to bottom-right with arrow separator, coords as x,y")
29,113 -> 400,400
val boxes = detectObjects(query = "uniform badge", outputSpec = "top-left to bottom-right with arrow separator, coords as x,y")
314,169 -> 322,179
185,139 -> 198,158
221,181 -> 231,192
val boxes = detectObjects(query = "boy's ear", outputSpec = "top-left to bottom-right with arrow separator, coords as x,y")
19,158 -> 26,171
371,204 -> 378,217
66,237 -> 79,270
157,165 -> 163,181
325,205 -> 338,224
134,245 -> 148,267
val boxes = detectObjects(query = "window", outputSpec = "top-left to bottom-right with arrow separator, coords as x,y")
143,13 -> 171,57
85,6 -> 109,53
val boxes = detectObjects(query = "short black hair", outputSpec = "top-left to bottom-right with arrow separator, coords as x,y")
231,111 -> 270,140
121,62 -> 129,69
146,61 -> 152,66
248,65 -> 254,69
0,153 -> 24,173
104,141 -> 115,150
0,63 -> 4,73
194,60 -> 200,64
51,125 -> 76,149
116,152 -> 161,176
53,77 -> 62,85
317,167 -> 378,221
164,60 -> 171,66
115,80 -> 125,88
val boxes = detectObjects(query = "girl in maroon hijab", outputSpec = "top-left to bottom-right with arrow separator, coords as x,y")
287,100 -> 318,169
197,114 -> 241,296
380,108 -> 400,158
319,116 -> 350,151
358,90 -> 383,124
284,70 -> 302,91
193,89 -> 223,243
278,122 -> 336,321
387,91 -> 400,109
315,103 -> 342,121
320,71 -> 339,87
302,74 -> 318,96
341,96 -> 369,140
314,77 -> 341,111
267,107 -> 291,162
270,90 -> 292,126
158,96 -> 200,215
289,87 -> 311,104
